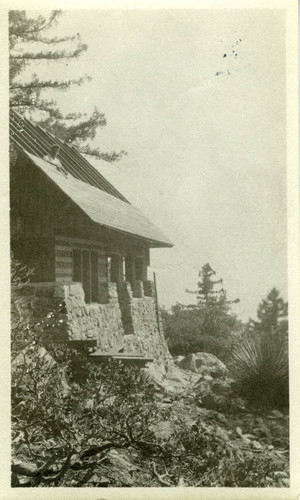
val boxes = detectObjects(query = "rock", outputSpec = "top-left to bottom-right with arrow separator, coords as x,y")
150,420 -> 176,440
97,476 -> 110,486
271,410 -> 284,419
251,440 -> 262,450
279,478 -> 290,487
274,471 -> 288,478
101,449 -> 139,486
173,355 -> 185,366
12,460 -> 38,476
178,352 -> 227,378
200,393 -> 228,412
141,362 -> 196,395
12,346 -> 55,369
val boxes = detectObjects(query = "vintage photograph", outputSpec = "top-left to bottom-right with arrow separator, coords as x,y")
9,7 -> 290,490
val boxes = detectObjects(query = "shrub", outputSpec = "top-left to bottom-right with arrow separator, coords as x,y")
161,303 -> 242,363
230,333 -> 289,409
11,345 -> 168,487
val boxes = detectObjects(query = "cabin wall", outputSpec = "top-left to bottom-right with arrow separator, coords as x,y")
11,153 -> 170,360
11,238 -> 55,282
22,281 -> 170,360
11,155 -> 56,281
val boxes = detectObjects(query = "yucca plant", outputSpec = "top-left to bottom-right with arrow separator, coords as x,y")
230,333 -> 289,409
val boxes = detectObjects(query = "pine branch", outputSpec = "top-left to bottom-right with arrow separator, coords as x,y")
9,11 -> 62,38
79,145 -> 127,163
16,34 -> 78,45
10,44 -> 87,61
11,75 -> 90,91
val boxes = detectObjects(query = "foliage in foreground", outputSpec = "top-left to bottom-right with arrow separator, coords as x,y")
11,257 -> 289,487
230,333 -> 289,409
11,345 -> 289,487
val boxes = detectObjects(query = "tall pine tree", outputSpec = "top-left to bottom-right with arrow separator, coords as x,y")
187,263 -> 240,308
9,10 -> 126,162
249,288 -> 288,338
163,264 -> 242,360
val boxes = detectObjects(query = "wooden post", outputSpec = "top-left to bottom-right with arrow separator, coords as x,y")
153,272 -> 161,335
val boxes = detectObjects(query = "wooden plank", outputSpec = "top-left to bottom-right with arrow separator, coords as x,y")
56,241 -> 106,253
55,257 -> 73,263
55,260 -> 73,269
56,266 -> 73,274
56,235 -> 106,248
55,250 -> 72,258
56,271 -> 73,278
55,245 -> 72,251
56,276 -> 72,283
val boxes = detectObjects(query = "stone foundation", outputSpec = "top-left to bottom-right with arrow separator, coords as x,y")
22,280 -> 171,361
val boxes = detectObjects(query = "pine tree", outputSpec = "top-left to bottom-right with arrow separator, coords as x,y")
187,263 -> 240,308
162,264 -> 242,360
9,10 -> 126,162
249,288 -> 288,338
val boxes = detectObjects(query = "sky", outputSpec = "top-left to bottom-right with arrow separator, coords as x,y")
21,9 -> 287,321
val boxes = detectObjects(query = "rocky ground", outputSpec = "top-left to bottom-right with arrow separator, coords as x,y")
77,352 -> 289,487
12,351 -> 289,488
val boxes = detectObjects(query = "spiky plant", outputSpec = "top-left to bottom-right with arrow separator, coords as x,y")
230,333 -> 289,409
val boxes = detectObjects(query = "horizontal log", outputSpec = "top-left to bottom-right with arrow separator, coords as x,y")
55,260 -> 73,269
56,276 -> 72,283
55,245 -> 72,252
56,235 -> 106,248
56,273 -> 73,279
55,257 -> 73,264
56,244 -> 106,254
55,250 -> 72,258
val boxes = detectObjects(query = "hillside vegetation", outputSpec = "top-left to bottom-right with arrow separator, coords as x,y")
11,260 -> 289,487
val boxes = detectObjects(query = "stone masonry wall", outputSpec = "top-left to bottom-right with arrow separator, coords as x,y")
21,280 -> 171,361
63,282 -> 125,351
118,281 -> 170,360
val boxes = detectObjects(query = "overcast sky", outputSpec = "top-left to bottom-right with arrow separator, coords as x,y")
27,9 -> 287,320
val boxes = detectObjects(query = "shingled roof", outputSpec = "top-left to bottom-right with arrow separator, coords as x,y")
10,110 -> 128,202
10,110 -> 173,248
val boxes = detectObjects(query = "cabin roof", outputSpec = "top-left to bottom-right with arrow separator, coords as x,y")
10,110 -> 128,202
10,110 -> 173,247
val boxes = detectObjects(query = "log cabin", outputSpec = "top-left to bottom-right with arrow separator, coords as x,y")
10,110 -> 173,361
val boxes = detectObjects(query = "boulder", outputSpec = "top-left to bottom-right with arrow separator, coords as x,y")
173,355 -> 185,366
142,362 -> 200,395
178,352 -> 227,378
100,449 -> 139,486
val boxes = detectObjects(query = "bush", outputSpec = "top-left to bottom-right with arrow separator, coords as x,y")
145,413 -> 287,487
230,333 -> 289,409
12,345 -> 168,487
161,303 -> 242,363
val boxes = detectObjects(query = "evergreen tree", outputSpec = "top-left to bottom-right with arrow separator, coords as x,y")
163,264 -> 242,360
9,10 -> 126,162
249,288 -> 288,338
186,263 -> 240,309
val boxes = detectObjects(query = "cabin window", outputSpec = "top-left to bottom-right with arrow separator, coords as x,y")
72,249 -> 99,303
